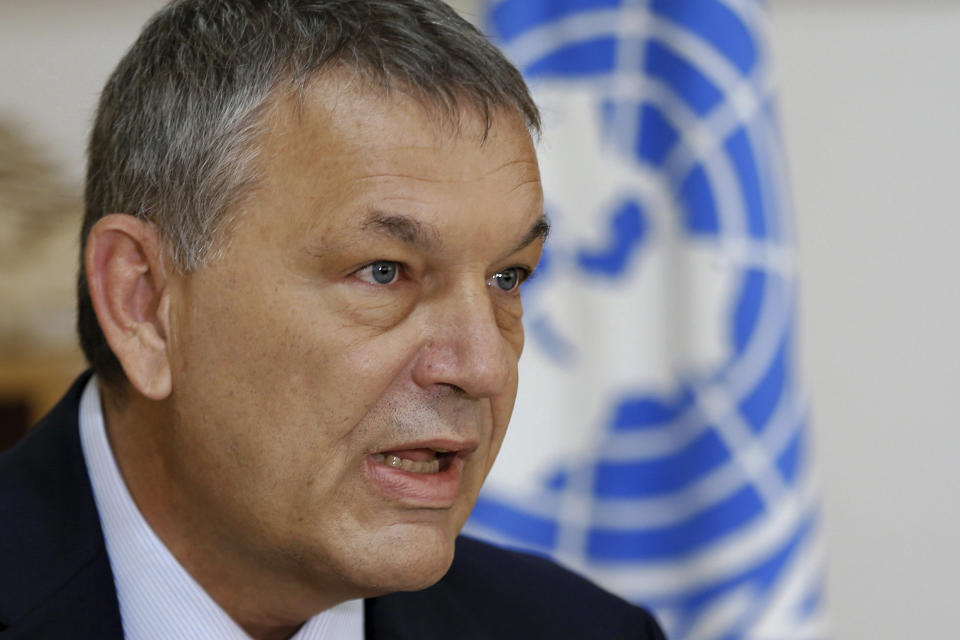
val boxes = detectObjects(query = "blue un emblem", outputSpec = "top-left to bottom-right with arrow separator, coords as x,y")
464,1 -> 829,638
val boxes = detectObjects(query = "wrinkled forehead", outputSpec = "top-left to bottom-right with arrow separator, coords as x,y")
190,71 -> 536,263
246,75 -> 537,202
212,71 -> 541,248
264,67 -> 534,154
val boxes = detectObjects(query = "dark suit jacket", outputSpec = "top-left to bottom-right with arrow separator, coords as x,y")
0,375 -> 665,639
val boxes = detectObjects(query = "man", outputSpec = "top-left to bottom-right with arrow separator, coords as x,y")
0,1 -> 666,638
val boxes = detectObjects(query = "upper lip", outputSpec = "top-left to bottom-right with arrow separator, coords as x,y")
370,438 -> 479,458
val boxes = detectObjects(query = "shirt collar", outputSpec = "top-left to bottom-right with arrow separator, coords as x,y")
77,376 -> 364,639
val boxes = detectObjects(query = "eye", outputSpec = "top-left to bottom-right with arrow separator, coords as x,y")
487,267 -> 527,293
356,261 -> 401,285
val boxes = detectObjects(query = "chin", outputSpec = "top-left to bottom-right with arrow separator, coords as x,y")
318,521 -> 460,598
374,551 -> 454,594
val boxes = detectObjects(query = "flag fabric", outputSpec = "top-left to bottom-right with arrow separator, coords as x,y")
464,1 -> 829,638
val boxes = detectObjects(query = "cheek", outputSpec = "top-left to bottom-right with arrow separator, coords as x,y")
483,369 -> 520,472
494,300 -> 525,351
335,284 -> 419,330
172,275 -> 424,443
168,280 -> 334,455
490,310 -> 523,464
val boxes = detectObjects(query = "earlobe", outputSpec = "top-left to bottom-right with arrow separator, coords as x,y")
85,214 -> 173,400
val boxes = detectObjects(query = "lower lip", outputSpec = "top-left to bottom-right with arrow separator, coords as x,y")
363,455 -> 465,508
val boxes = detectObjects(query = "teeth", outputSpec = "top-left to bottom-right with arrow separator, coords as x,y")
371,453 -> 441,474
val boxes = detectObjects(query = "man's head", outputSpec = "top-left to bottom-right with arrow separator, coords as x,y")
78,0 -> 546,631
79,0 -> 540,388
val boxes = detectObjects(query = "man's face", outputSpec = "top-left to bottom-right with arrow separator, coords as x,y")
160,81 -> 544,599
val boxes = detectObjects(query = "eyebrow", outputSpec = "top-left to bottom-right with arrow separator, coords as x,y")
362,212 -> 441,251
515,215 -> 551,254
360,211 -> 550,254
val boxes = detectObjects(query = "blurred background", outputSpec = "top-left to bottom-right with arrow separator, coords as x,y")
1,0 -> 958,638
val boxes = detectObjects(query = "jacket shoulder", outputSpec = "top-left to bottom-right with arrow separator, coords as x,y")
0,373 -> 122,638
366,536 -> 665,639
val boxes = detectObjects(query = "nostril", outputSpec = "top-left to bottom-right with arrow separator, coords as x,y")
440,382 -> 466,395
424,382 -> 468,399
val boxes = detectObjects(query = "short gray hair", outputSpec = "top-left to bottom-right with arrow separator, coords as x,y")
78,0 -> 540,387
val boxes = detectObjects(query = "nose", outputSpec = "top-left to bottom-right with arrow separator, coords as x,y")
411,282 -> 515,398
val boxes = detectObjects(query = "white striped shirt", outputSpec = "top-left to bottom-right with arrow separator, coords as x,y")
78,376 -> 364,639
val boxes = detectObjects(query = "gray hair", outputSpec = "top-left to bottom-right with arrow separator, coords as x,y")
78,0 -> 540,388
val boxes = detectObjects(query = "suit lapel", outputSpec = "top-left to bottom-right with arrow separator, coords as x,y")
0,373 -> 123,638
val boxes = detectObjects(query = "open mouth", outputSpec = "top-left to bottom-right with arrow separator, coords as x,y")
370,449 -> 458,474
364,444 -> 473,506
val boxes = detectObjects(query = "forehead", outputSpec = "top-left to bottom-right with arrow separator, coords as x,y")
231,75 -> 542,249
263,74 -> 538,186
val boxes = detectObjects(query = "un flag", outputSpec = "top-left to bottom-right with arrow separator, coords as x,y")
464,1 -> 830,638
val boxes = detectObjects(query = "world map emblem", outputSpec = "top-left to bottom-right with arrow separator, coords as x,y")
463,1 -> 829,638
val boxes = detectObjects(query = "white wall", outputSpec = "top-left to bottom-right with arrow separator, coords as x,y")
0,0 -> 166,183
772,3 -> 960,638
2,1 -> 958,637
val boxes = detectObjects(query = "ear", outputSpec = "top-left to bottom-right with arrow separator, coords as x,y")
85,214 -> 173,400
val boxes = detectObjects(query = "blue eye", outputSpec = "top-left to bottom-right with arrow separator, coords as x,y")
489,267 -> 525,292
358,261 -> 400,285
